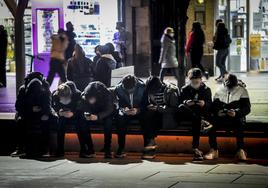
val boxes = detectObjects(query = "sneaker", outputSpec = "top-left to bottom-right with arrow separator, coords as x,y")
201,120 -> 213,133
10,149 -> 26,157
204,149 -> 219,160
79,152 -> 96,158
142,149 -> 156,160
42,152 -> 51,158
193,148 -> 203,161
236,149 -> 247,161
144,139 -> 158,151
114,149 -> 127,158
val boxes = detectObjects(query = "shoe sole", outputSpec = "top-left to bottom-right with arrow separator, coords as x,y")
142,155 -> 156,159
144,145 -> 158,151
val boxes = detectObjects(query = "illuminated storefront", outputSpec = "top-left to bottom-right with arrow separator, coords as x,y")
217,0 -> 268,72
31,0 -> 120,75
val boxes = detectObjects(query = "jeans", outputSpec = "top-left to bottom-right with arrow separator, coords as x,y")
46,58 -> 67,86
216,48 -> 229,78
159,68 -> 180,86
177,104 -> 205,149
208,116 -> 245,150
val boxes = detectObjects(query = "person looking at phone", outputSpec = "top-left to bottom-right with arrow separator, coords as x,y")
178,68 -> 212,161
52,81 -> 81,157
77,81 -> 114,158
114,75 -> 147,158
143,76 -> 180,159
204,74 -> 251,161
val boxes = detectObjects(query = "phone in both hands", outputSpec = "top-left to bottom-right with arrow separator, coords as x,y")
84,112 -> 92,118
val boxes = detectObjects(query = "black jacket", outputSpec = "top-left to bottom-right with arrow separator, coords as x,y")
95,55 -> 116,87
180,83 -> 212,114
78,82 -> 114,120
67,57 -> 95,91
213,84 -> 251,119
213,33 -> 232,50
114,78 -> 147,113
16,78 -> 53,119
52,81 -> 81,118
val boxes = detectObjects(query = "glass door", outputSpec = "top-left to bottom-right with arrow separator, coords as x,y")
229,0 -> 248,72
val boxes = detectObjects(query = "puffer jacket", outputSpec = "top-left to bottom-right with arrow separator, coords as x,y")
159,34 -> 178,68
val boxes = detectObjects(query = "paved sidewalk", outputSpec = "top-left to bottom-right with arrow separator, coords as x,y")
0,154 -> 267,188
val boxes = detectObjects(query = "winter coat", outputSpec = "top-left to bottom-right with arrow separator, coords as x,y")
212,83 -> 251,119
78,82 -> 114,120
159,34 -> 178,68
52,81 -> 81,117
95,54 -> 116,87
67,56 -> 95,91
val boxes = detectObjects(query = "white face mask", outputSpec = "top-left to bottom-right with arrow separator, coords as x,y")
60,97 -> 71,105
88,97 -> 97,104
169,33 -> 175,38
190,83 -> 201,90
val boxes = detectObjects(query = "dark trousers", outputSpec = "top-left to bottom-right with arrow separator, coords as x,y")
142,110 -> 163,146
159,68 -> 180,86
116,114 -> 144,150
18,114 -> 58,156
46,58 -> 67,86
216,49 -> 228,77
76,117 -> 113,154
190,50 -> 206,73
208,116 -> 245,150
57,117 -> 77,154
178,104 -> 204,149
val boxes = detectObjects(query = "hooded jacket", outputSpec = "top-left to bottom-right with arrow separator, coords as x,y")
213,83 -> 251,119
114,78 -> 147,113
16,73 -> 53,119
52,81 -> 81,117
78,81 -> 114,120
95,54 -> 117,87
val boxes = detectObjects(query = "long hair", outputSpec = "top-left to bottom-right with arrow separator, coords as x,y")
215,22 -> 228,41
191,21 -> 205,44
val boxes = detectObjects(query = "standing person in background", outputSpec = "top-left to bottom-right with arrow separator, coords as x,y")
186,22 -> 209,79
158,27 -> 180,87
46,29 -> 69,86
0,25 -> 8,88
113,22 -> 130,66
105,42 -> 123,68
93,45 -> 101,70
213,22 -> 232,82
67,44 -> 95,91
65,22 -> 76,61
95,45 -> 116,87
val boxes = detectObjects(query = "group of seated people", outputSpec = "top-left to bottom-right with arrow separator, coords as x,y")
11,68 -> 251,161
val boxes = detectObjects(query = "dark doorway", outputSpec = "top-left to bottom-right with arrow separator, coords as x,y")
150,0 -> 179,75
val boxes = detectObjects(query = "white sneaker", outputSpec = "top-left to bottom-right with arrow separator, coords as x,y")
236,149 -> 247,161
204,149 -> 219,160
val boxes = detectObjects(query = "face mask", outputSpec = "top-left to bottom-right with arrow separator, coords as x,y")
60,97 -> 71,105
169,33 -> 175,38
88,97 -> 97,104
190,83 -> 201,90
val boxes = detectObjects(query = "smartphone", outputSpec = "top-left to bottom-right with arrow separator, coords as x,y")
84,112 -> 91,117
222,109 -> 229,113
